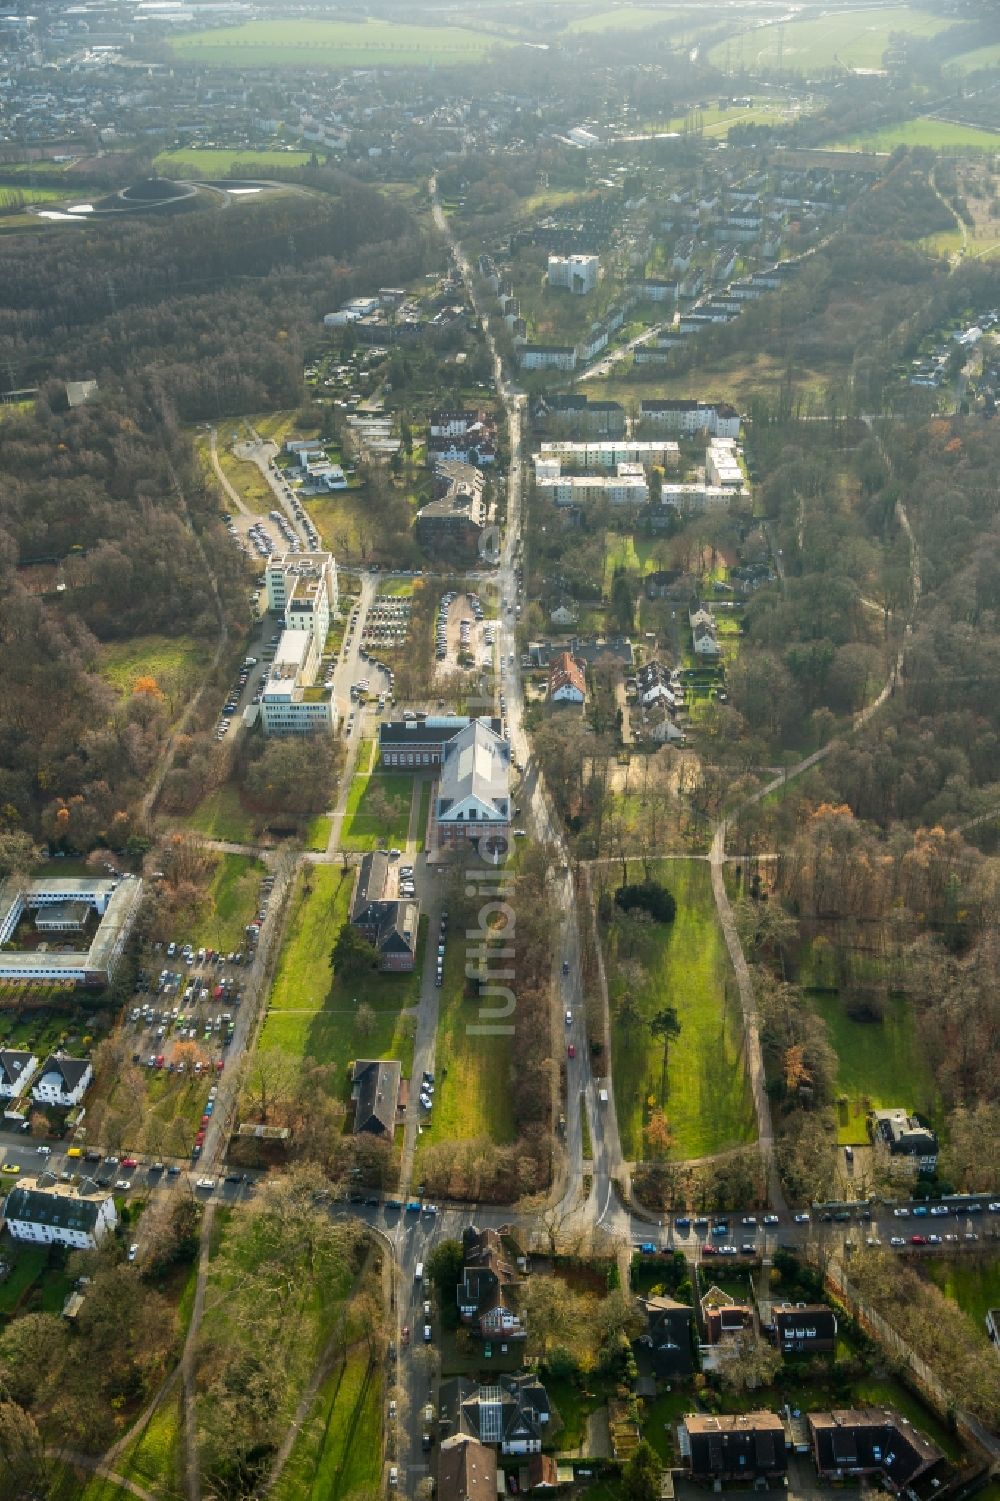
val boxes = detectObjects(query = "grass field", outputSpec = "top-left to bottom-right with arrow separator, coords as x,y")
111,1392 -> 184,1500
603,531 -> 661,593
949,41 -> 1000,72
416,937 -> 515,1156
603,859 -> 756,1161
340,771 -> 413,852
568,5 -> 694,34
710,5 -> 969,74
99,634 -> 211,700
260,866 -> 420,1095
809,992 -> 936,1144
307,815 -> 333,851
191,853 -> 265,954
154,148 -> 311,178
186,785 -> 258,844
923,1257 -> 1000,1334
214,442 -> 275,514
170,19 -> 507,68
828,116 -> 1000,153
0,184 -> 72,205
272,1341 -> 381,1501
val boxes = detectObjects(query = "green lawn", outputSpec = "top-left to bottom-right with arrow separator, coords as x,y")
273,1342 -> 381,1501
416,937 -> 515,1156
98,634 -> 211,700
154,148 -> 312,177
260,867 -> 421,1096
190,853 -> 265,953
306,815 -> 333,852
710,5 -> 970,73
603,531 -> 661,594
170,18 -> 507,68
340,771 -> 413,852
415,781 -> 432,850
948,40 -> 1000,72
186,785 -> 258,844
0,1245 -> 50,1318
809,992 -> 936,1144
112,1392 -> 184,1500
923,1257 -> 1000,1335
829,117 -> 1000,153
604,859 -> 757,1160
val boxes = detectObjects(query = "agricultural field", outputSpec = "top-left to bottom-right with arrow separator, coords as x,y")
169,19 -> 507,69
98,633 -> 211,703
923,1257 -> 1000,1334
340,770 -> 414,852
828,116 -> 1000,153
259,865 -> 421,1096
710,5 -> 970,74
154,148 -> 311,177
602,859 -> 757,1160
415,937 -> 515,1158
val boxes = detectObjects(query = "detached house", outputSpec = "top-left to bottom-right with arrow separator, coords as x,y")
637,1295 -> 693,1377
701,1286 -> 753,1345
808,1409 -> 946,1489
457,1226 -> 524,1340
867,1108 -> 938,1173
772,1304 -> 837,1354
350,1059 -> 402,1137
0,1049 -> 37,1100
439,1374 -> 551,1456
438,1435 -> 497,1501
349,852 -> 420,972
31,1053 -> 92,1108
548,652 -> 586,706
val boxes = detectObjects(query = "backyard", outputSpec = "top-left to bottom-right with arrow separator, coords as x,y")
602,859 -> 757,1160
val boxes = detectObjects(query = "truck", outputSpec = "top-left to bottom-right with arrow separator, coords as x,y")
598,1088 -> 609,1106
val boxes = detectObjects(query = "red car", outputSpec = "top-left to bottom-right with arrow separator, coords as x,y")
567,1043 -> 576,1059
201,1114 -> 211,1127
701,1243 -> 717,1256
194,1130 -> 206,1145
911,1234 -> 928,1246
155,1055 -> 165,1069
120,1157 -> 138,1169
216,1060 -> 225,1072
401,1325 -> 410,1345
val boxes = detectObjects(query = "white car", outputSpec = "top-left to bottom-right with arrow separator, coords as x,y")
196,1177 -> 216,1191
128,1243 -> 138,1263
565,1009 -> 572,1025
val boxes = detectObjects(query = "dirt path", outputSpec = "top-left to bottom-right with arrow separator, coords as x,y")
208,426 -> 253,519
48,1451 -> 161,1501
182,1200 -> 217,1501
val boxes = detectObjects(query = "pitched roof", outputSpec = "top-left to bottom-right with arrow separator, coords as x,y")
351,852 -> 390,920
0,1049 -> 35,1089
377,900 -> 420,956
438,1436 -> 497,1501
34,1053 -> 90,1093
549,652 -> 586,699
351,1059 -> 401,1136
437,720 -> 510,822
4,1185 -> 109,1233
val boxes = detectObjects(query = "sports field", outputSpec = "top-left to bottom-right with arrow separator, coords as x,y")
170,19 -> 507,69
154,148 -> 311,176
828,117 -> 1000,153
710,5 -> 968,74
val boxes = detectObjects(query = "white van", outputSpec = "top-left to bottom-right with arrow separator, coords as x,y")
414,1261 -> 424,1282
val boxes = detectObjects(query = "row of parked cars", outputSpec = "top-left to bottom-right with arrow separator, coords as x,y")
433,909 -> 448,990
216,657 -> 257,739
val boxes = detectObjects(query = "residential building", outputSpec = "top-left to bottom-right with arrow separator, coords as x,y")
0,1049 -> 37,1100
530,394 -> 626,439
771,1304 -> 837,1354
639,399 -> 740,439
808,1409 -> 945,1489
350,1058 -> 402,1136
660,482 -> 735,512
641,278 -> 678,302
637,1295 -> 693,1377
349,852 -> 420,972
415,460 -> 488,561
429,409 -> 489,438
457,1225 -> 524,1339
706,438 -> 744,490
537,440 -> 680,470
435,719 -> 511,853
31,1053 -> 92,1108
702,1294 -> 753,1345
549,604 -> 578,628
867,1108 -> 939,1172
3,1185 -> 117,1249
439,1374 -> 551,1455
680,1413 -> 787,1484
518,345 -> 577,372
534,459 -> 649,508
438,1435 -> 497,1501
548,651 -> 586,705
379,715 -> 504,769
0,875 -> 143,987
547,253 -> 599,294
525,637 -> 633,670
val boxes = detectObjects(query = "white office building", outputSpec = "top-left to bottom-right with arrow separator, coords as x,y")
261,551 -> 338,737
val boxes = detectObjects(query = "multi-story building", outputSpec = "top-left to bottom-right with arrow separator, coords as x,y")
538,440 -> 680,470
4,1185 -> 117,1249
434,719 -> 511,853
547,253 -> 599,294
0,876 -> 143,987
379,715 -> 504,769
31,1053 -> 93,1108
517,345 -> 577,372
415,460 -> 488,561
640,399 -> 741,439
867,1108 -> 939,1173
533,458 -> 649,507
260,552 -> 338,737
530,394 -> 626,438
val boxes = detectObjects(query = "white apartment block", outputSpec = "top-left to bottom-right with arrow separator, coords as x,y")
535,459 -> 649,507
4,1185 -> 117,1249
706,439 -> 744,490
539,440 -> 680,470
547,254 -> 599,295
518,345 -> 578,372
261,552 -> 338,737
640,400 -> 741,439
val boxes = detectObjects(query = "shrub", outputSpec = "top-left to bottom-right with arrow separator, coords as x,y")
614,880 -> 676,924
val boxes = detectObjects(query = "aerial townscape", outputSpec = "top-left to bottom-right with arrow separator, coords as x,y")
1,0 -> 1000,1496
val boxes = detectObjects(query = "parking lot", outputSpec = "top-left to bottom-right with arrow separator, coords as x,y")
434,590 -> 493,676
